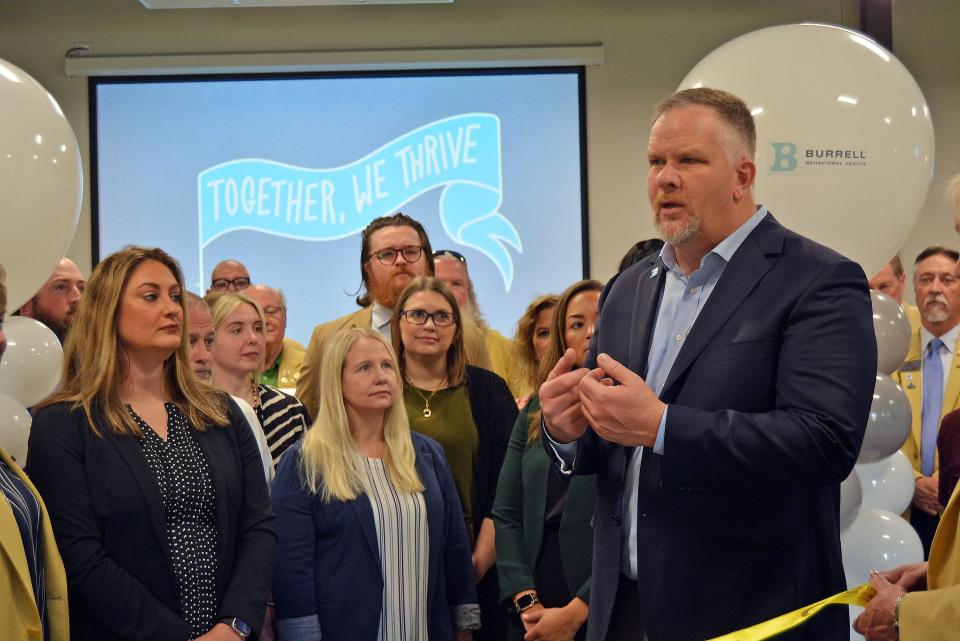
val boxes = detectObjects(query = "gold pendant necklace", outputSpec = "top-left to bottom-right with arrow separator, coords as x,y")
413,379 -> 446,418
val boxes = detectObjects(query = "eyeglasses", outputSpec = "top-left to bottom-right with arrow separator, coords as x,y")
433,249 -> 466,263
368,245 -> 424,266
262,305 -> 285,317
399,309 -> 457,327
211,277 -> 251,291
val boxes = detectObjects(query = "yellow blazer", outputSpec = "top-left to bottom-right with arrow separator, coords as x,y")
483,327 -> 527,399
296,306 -> 374,419
0,449 -> 69,641
900,482 -> 960,640
276,337 -> 306,389
893,327 -> 960,476
904,302 -> 921,335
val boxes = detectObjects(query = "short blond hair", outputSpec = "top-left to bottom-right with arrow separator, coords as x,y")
299,328 -> 423,501
37,247 -> 229,435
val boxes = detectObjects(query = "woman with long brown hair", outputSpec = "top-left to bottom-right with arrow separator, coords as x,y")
26,246 -> 276,641
492,279 -> 602,641
391,276 -> 517,641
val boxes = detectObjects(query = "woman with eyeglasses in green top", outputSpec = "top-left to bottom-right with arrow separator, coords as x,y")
391,276 -> 518,641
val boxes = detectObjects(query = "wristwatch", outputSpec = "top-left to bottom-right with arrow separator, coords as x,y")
514,592 -> 539,613
220,617 -> 252,639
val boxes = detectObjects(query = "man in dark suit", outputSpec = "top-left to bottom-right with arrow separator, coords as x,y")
541,88 -> 877,641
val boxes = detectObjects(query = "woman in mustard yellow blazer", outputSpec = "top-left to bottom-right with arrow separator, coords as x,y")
0,262 -> 69,641
854,482 -> 960,641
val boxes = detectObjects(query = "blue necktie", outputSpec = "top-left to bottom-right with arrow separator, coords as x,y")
921,337 -> 945,476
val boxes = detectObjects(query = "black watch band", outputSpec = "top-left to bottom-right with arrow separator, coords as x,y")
219,617 -> 252,639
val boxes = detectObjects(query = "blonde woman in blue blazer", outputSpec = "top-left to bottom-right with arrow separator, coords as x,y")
272,328 -> 478,641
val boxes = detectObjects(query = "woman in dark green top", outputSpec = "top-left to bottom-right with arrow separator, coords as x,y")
493,280 -> 602,641
392,276 -> 517,641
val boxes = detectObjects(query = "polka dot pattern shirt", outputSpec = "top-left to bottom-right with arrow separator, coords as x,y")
130,402 -> 220,637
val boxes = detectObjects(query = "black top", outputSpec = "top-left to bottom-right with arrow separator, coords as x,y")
131,403 -> 220,637
26,397 -> 277,641
256,384 -> 310,467
461,366 -> 518,541
0,459 -> 47,639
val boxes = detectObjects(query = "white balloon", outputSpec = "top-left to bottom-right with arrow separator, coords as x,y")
841,509 -> 923,587
0,58 -> 83,311
840,468 -> 862,532
0,392 -> 32,464
870,291 -> 912,374
859,374 -> 911,463
857,451 -> 915,515
0,316 -> 63,407
680,24 -> 934,276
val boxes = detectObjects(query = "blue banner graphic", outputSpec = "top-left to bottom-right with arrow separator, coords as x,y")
197,113 -> 522,289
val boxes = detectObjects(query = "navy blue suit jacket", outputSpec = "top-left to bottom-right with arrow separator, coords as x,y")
555,213 -> 877,641
272,432 -> 477,641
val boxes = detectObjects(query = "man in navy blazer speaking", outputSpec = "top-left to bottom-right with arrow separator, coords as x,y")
541,88 -> 877,641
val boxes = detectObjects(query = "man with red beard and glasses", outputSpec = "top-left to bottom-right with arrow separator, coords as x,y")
297,213 -> 487,419
893,246 -> 960,557
539,88 -> 876,641
17,257 -> 86,345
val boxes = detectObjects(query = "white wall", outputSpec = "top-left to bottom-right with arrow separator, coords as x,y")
7,0 -> 955,295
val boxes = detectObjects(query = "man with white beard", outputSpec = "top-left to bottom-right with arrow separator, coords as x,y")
894,245 -> 960,556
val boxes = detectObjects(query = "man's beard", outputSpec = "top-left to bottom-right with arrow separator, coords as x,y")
29,299 -> 74,345
368,268 -> 417,309
923,294 -> 951,323
654,207 -> 701,247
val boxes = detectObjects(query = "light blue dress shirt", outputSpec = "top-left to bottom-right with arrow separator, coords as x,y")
549,206 -> 769,579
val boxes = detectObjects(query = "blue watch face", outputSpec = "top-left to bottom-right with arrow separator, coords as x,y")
234,619 -> 252,636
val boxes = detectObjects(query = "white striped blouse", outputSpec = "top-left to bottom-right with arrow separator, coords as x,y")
363,457 -> 429,641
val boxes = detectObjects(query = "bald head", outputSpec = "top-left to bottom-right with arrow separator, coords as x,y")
209,259 -> 251,292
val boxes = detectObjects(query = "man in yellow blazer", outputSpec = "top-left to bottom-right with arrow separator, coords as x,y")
1,449 -> 69,641
854,480 -> 960,641
869,254 -> 921,332
296,213 -> 436,418
893,246 -> 960,556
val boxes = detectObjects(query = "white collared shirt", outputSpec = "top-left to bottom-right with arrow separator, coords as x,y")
371,301 -> 393,339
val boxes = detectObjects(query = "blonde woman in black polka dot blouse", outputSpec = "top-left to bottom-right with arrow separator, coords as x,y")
27,247 -> 277,641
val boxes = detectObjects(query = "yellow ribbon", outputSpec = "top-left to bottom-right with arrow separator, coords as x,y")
705,582 -> 876,641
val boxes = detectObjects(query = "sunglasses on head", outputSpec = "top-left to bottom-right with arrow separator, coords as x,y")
433,249 -> 466,263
